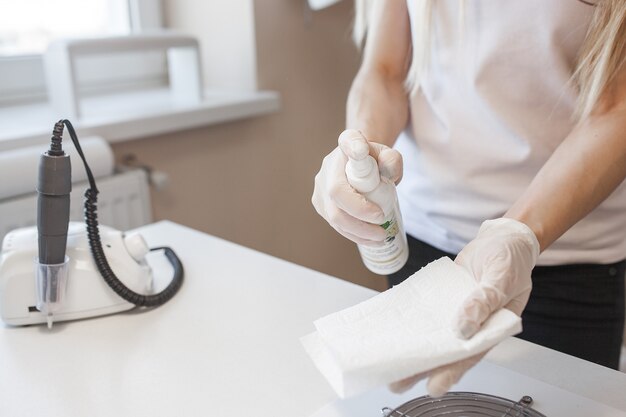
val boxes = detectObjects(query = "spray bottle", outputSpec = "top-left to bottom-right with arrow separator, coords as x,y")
345,143 -> 409,275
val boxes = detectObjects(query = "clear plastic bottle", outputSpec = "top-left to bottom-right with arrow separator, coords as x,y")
345,150 -> 409,275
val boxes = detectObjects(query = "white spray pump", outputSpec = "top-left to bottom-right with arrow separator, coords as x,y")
345,142 -> 409,275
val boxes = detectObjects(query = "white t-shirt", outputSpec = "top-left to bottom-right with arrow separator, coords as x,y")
396,0 -> 626,265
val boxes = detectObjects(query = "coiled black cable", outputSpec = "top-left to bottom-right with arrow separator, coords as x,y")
54,119 -> 184,307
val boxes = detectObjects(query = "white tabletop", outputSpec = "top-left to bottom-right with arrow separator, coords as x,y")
1,221 -> 625,416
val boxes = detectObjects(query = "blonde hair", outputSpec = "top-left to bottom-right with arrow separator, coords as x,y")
574,0 -> 626,118
353,0 -> 626,120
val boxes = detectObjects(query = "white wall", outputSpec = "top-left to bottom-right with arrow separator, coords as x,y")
164,0 -> 257,91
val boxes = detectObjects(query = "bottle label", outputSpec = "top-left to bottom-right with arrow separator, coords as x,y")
358,207 -> 408,274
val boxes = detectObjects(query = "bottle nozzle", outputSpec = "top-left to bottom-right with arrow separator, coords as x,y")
346,154 -> 380,193
348,155 -> 375,177
349,138 -> 370,160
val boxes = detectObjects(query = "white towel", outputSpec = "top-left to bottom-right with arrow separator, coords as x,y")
301,257 -> 522,398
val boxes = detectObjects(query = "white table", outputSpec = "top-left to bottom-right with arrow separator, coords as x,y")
1,221 -> 625,416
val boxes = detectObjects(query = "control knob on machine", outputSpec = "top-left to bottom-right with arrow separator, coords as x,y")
123,233 -> 150,262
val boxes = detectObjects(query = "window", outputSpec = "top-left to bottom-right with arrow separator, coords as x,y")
0,0 -> 280,149
0,0 -> 131,56
0,0 -> 164,105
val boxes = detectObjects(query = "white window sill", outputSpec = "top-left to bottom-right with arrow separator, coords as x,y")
0,88 -> 280,151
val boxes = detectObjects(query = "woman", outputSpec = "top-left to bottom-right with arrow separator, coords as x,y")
312,0 -> 626,396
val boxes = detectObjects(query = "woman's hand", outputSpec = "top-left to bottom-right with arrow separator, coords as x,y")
453,218 -> 540,337
389,218 -> 540,396
312,129 -> 403,245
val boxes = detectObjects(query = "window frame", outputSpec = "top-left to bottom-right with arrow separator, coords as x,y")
0,0 -> 165,107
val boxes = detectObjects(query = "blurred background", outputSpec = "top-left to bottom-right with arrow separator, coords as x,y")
0,0 -> 386,291
115,0 -> 387,290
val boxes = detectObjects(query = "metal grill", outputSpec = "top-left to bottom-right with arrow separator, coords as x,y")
382,392 -> 546,417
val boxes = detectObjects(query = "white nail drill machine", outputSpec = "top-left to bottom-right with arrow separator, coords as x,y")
0,120 -> 183,328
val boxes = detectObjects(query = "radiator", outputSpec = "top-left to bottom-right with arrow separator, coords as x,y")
0,169 -> 152,244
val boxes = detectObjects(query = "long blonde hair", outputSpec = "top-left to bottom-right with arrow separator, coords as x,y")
353,0 -> 626,120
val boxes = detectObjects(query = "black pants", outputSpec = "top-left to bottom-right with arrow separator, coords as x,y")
388,234 -> 626,369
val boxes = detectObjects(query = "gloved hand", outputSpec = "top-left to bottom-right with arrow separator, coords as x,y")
312,129 -> 403,245
389,218 -> 540,397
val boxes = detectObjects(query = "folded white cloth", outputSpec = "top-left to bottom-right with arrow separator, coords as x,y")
301,257 -> 522,398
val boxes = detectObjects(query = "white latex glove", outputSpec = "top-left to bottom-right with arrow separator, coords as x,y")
312,129 -> 403,245
389,218 -> 540,397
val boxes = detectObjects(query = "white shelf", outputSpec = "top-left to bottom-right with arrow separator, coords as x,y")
0,88 -> 280,151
